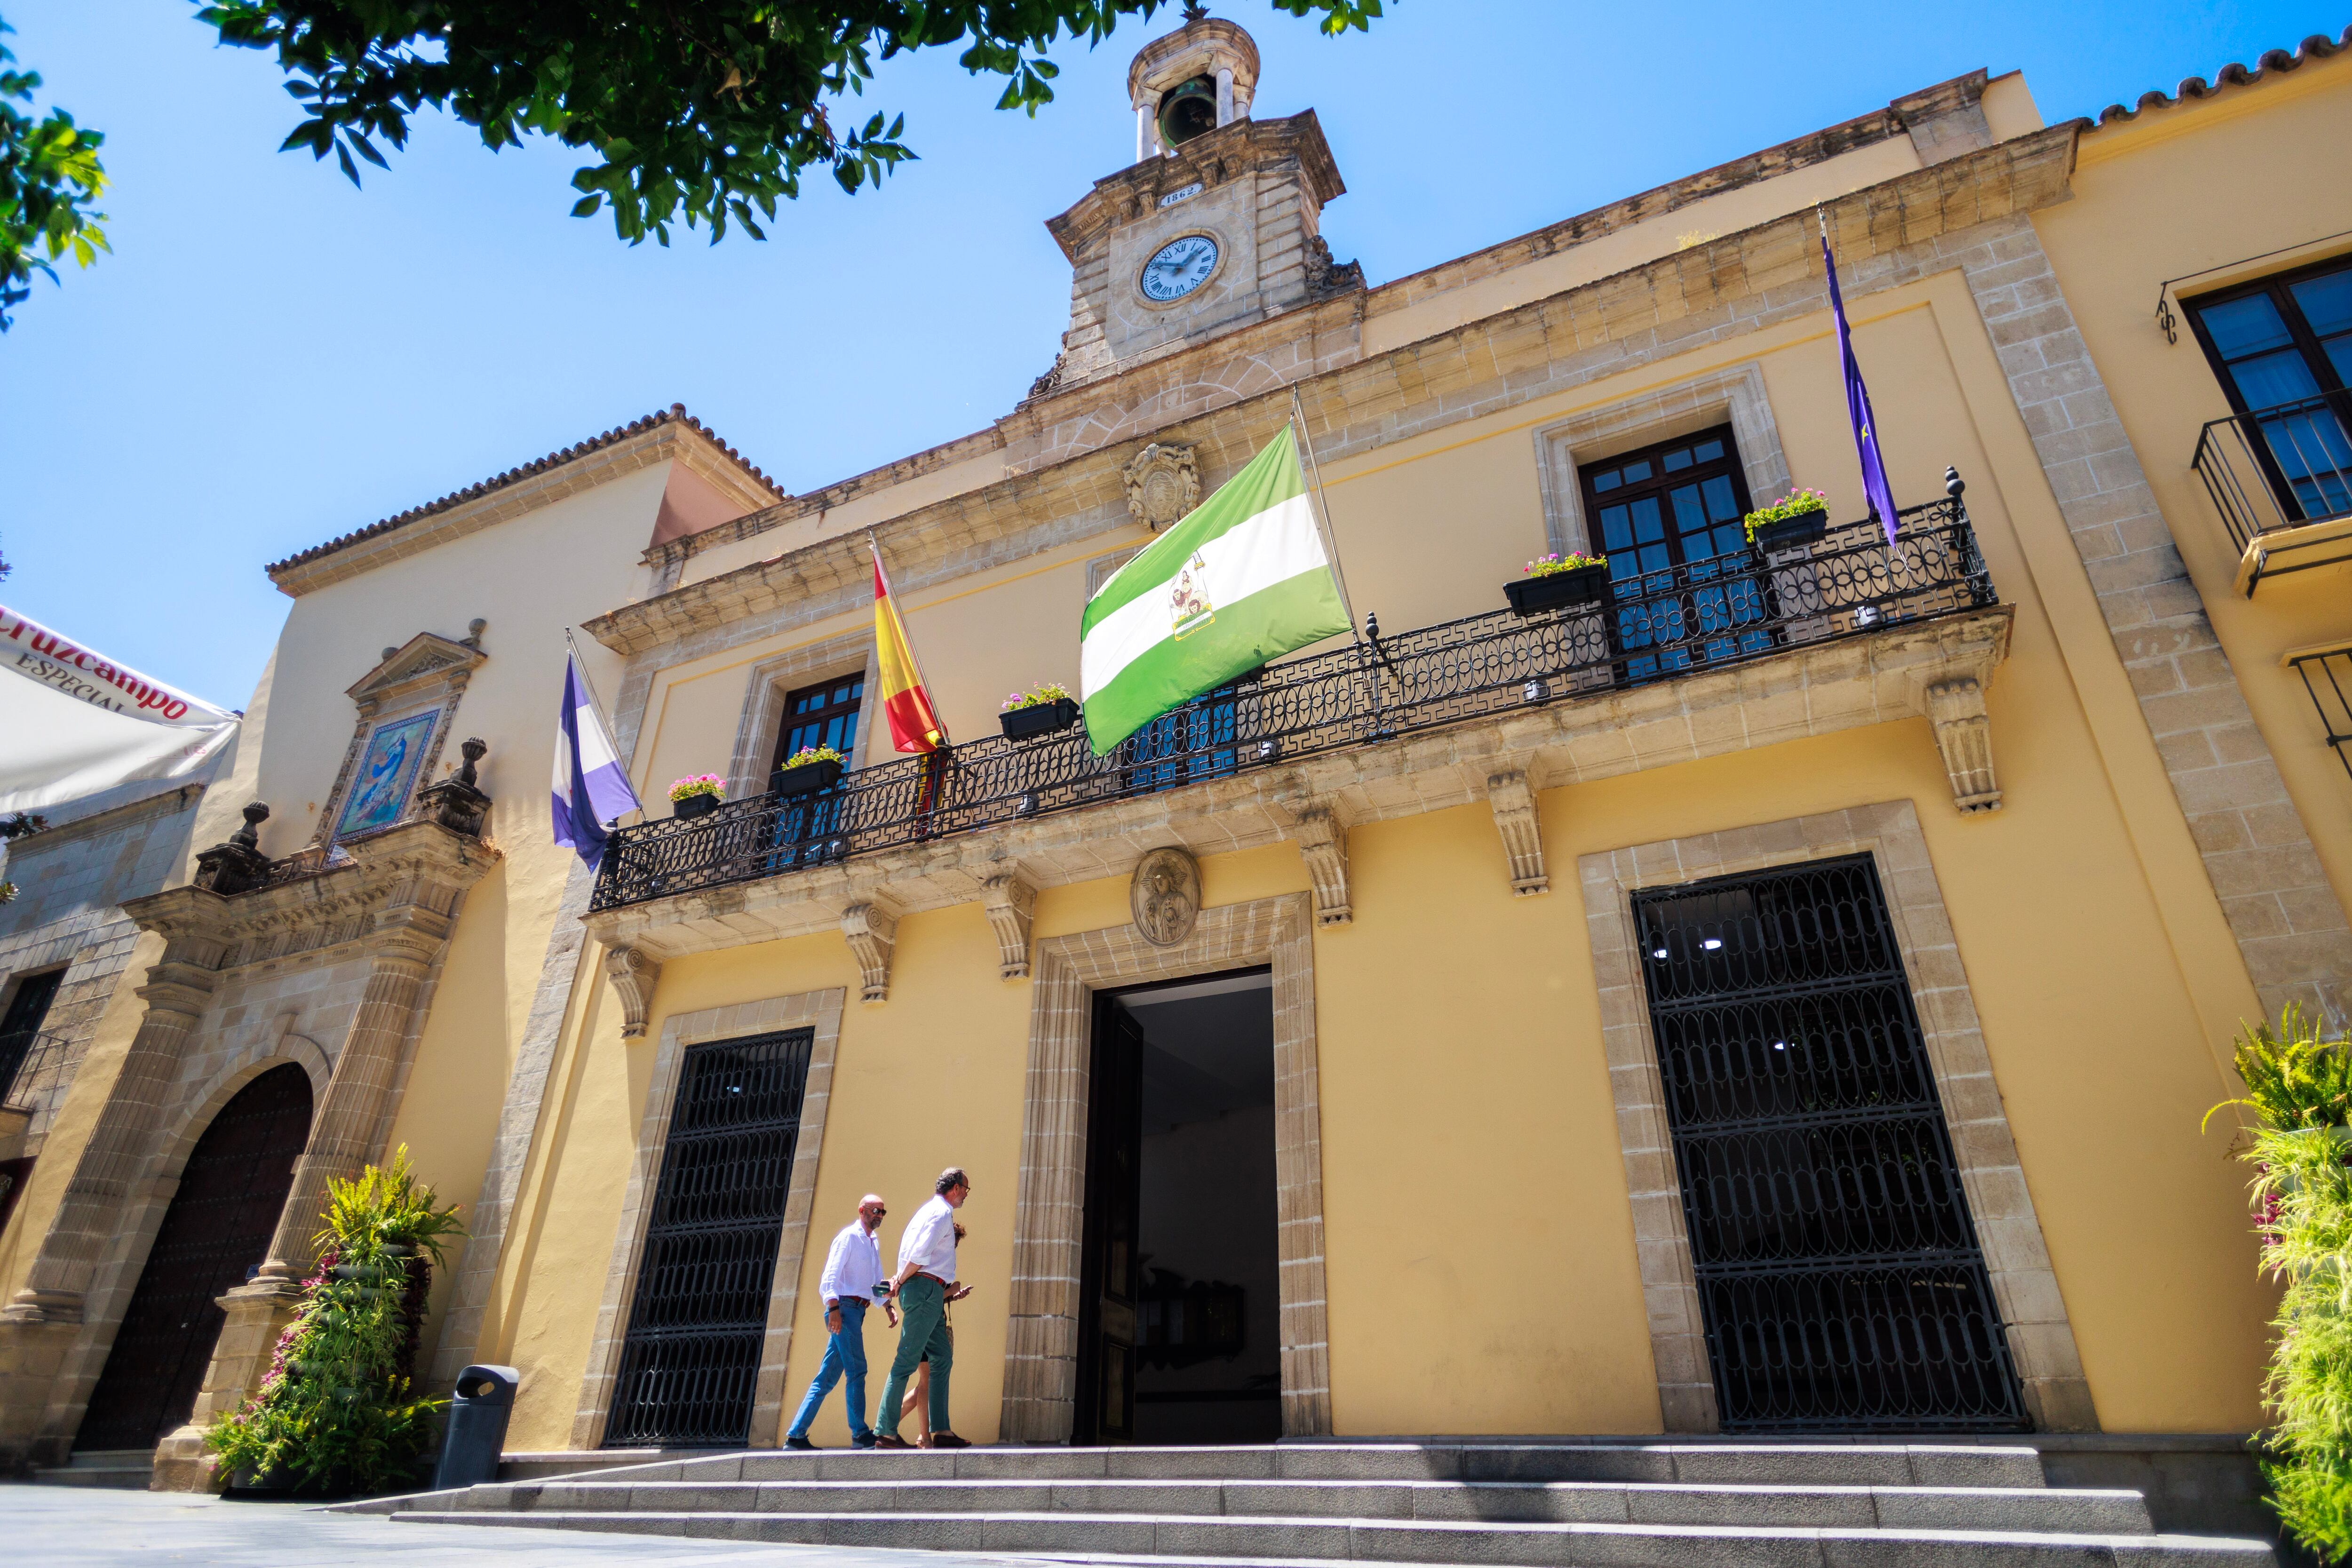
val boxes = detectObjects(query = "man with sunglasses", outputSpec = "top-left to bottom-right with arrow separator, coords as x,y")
784,1192 -> 897,1450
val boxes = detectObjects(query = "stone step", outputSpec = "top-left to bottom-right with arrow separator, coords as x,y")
440,1476 -> 2158,1534
384,1507 -> 2279,1565
31,1449 -> 153,1489
435,1442 -> 2054,1490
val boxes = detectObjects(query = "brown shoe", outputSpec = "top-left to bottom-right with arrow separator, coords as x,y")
871,1434 -> 913,1449
929,1432 -> 969,1449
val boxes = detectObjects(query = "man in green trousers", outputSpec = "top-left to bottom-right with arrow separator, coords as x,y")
873,1166 -> 971,1449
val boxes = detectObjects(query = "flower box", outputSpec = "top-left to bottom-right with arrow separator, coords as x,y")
1001,697 -> 1080,740
673,792 -> 721,821
771,758 -> 843,798
1750,509 -> 1828,554
1505,563 -> 1612,616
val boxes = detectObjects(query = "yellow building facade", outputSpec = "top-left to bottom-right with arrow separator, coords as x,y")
2,16 -> 2349,1501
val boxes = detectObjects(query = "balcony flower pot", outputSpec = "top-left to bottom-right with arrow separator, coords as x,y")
1001,697 -> 1080,740
1750,510 -> 1828,554
771,759 -> 843,799
672,792 -> 722,821
1506,562 -> 1611,616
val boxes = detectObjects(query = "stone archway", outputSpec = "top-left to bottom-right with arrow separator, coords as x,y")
72,1063 -> 313,1454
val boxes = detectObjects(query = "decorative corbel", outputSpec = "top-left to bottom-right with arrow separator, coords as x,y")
842,901 -> 900,1003
980,874 -> 1037,980
1293,805 -> 1353,927
1487,770 -> 1549,896
1926,677 -> 2002,812
603,944 -> 662,1040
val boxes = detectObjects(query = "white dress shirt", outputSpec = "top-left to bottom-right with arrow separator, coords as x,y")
897,1194 -> 959,1284
818,1219 -> 884,1306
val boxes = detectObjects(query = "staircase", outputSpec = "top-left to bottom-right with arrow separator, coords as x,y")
333,1441 -> 2280,1564
30,1449 -> 153,1489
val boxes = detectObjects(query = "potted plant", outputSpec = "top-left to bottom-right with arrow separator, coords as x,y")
1001,682 -> 1080,740
771,744 -> 845,798
206,1148 -> 463,1498
1744,488 -> 1831,554
668,775 -> 725,820
1505,552 -> 1611,616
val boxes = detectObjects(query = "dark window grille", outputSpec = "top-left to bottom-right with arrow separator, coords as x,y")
75,1063 -> 312,1452
594,497 -> 1995,912
1632,856 -> 2028,1432
2289,643 -> 2352,787
0,968 -> 64,1106
2187,258 -> 2352,586
604,1028 -> 813,1449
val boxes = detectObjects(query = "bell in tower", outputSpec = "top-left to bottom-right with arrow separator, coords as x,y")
1128,6 -> 1259,162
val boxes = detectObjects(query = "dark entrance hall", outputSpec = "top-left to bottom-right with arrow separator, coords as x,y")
1076,968 -> 1280,1444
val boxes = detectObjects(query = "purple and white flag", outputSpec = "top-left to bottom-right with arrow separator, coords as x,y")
1822,224 -> 1902,546
552,651 -> 640,868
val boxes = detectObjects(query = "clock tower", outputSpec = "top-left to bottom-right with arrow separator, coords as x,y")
1033,10 -> 1357,396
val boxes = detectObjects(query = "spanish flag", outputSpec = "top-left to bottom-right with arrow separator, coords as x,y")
872,543 -> 946,754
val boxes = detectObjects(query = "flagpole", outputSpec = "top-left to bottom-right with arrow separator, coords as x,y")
1289,385 -> 1365,649
562,626 -> 641,827
869,531 -> 950,748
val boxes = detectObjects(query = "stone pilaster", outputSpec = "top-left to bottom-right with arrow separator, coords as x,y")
0,898 -> 227,1469
250,912 -> 446,1286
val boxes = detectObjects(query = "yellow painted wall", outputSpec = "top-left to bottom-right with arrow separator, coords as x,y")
530,243 -> 2288,1440
2032,55 -> 2352,926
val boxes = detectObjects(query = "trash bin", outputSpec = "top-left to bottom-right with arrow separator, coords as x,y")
432,1364 -> 519,1491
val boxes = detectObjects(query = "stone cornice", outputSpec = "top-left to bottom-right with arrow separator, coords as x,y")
583,127 -> 2074,660
583,607 -> 2013,960
270,419 -> 780,598
1044,111 -> 1343,264
122,818 -> 499,972
2,782 -> 205,858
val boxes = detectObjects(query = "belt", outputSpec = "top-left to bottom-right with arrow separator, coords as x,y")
913,1271 -> 953,1290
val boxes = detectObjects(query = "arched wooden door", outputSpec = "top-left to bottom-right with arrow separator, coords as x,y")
75,1063 -> 313,1453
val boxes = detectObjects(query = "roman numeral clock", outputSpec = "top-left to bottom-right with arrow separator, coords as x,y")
1032,12 -> 1356,394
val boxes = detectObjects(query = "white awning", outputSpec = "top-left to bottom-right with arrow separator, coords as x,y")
0,602 -> 239,813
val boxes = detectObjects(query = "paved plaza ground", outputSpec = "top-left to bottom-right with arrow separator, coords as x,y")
0,1482 -> 1057,1568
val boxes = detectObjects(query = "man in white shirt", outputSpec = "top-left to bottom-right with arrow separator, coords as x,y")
784,1193 -> 897,1449
873,1167 -> 971,1449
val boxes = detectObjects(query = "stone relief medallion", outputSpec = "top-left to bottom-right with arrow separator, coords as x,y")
1122,443 -> 1200,532
1130,846 -> 1202,947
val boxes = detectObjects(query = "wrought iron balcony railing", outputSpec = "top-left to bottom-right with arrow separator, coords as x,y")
2192,388 -> 2352,594
591,497 -> 1996,913
2287,641 -> 2352,788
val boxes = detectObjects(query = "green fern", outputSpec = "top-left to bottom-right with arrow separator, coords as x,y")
2219,1008 -> 2352,1559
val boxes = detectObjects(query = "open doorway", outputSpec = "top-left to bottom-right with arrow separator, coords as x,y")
1075,968 -> 1281,1444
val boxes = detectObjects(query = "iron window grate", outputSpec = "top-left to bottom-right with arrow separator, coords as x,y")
1632,855 -> 2028,1433
604,1028 -> 814,1449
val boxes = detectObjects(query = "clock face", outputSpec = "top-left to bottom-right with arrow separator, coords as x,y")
1140,234 -> 1220,302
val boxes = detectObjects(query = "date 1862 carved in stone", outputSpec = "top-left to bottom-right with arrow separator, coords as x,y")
1130,845 -> 1201,947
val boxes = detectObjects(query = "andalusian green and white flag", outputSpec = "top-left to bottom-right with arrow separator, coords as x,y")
1081,428 -> 1350,756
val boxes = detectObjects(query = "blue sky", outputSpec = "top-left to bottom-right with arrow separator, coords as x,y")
0,0 -> 2339,708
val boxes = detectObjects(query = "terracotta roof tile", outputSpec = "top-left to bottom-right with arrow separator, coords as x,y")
264,403 -> 787,576
2086,26 -> 2349,128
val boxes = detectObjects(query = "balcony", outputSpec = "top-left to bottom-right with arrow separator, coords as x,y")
2192,389 -> 2352,595
592,496 -> 2000,917
2285,640 -> 2352,788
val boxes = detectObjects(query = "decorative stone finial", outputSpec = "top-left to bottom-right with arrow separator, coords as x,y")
233,801 -> 270,849
463,617 -> 487,649
195,802 -> 275,895
381,646 -> 399,663
457,738 -> 486,787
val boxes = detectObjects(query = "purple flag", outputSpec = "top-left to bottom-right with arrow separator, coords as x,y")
1823,228 -> 1902,546
551,651 -> 641,869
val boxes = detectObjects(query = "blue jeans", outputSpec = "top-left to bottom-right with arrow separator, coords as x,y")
786,1299 -> 871,1441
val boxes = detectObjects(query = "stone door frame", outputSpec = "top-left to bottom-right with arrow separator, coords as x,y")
571,987 -> 847,1449
998,891 -> 1331,1443
1578,799 -> 2097,1434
